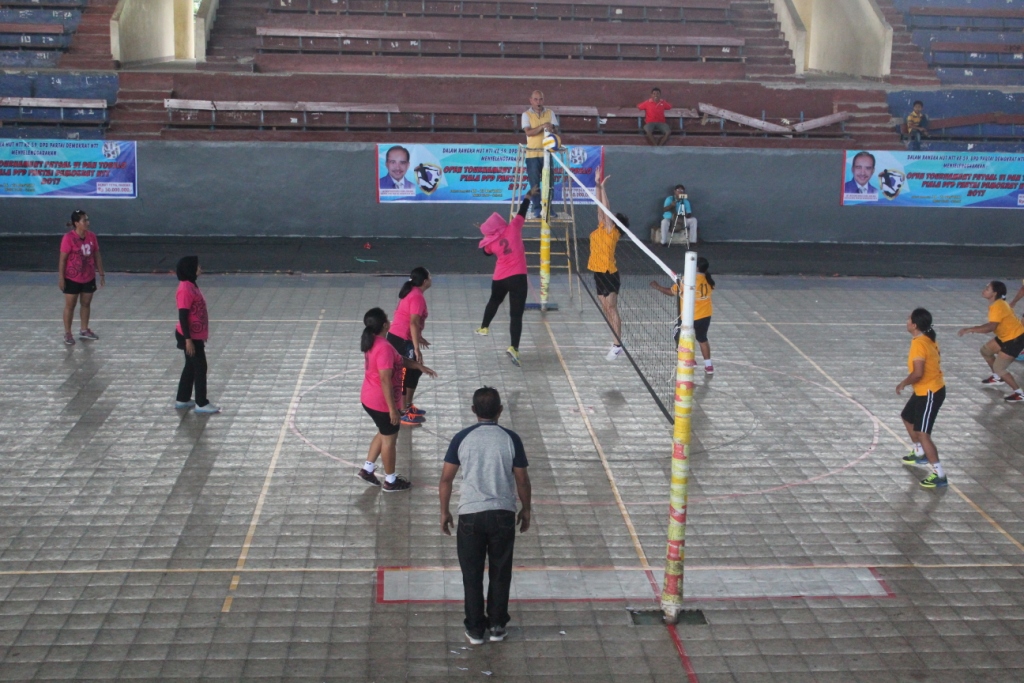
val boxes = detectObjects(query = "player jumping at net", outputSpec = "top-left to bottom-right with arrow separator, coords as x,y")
588,170 -> 626,361
650,256 -> 715,375
897,308 -> 948,489
958,280 -> 1024,403
476,192 -> 533,367
358,307 -> 436,492
388,267 -> 432,427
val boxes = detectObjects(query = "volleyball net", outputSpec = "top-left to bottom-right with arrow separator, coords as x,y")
550,153 -> 682,421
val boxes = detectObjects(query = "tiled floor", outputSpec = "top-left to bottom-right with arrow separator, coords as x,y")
1,270 -> 1023,682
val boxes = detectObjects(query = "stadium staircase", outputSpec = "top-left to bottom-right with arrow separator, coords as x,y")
59,0 -> 117,70
200,0 -> 266,72
874,0 -> 940,86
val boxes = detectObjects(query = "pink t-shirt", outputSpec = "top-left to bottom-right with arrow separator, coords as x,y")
390,287 -> 428,341
361,335 -> 404,412
487,215 -> 527,280
175,281 -> 209,341
60,230 -> 100,283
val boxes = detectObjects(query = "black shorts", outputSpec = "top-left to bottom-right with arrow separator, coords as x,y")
674,316 -> 711,344
387,332 -> 415,360
363,403 -> 400,436
901,387 -> 945,434
594,271 -> 621,297
998,333 -> 1024,359
63,278 -> 96,295
694,316 -> 711,343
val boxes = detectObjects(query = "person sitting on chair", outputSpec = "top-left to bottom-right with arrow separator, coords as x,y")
659,185 -> 697,246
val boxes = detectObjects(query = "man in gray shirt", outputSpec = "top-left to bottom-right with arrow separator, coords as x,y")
440,387 -> 532,645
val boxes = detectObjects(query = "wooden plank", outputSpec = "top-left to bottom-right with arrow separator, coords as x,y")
0,96 -> 107,109
790,111 -> 849,133
0,22 -> 66,34
931,42 -> 1024,54
908,6 -> 1024,19
697,102 -> 790,133
256,24 -> 744,47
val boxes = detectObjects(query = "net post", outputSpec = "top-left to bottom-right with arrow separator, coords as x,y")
539,150 -> 552,311
662,250 -> 697,624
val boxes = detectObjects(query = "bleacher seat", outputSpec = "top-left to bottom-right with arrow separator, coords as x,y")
0,71 -> 117,137
888,89 -> 1024,150
269,0 -> 732,24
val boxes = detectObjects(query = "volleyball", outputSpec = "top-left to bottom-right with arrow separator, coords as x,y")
543,133 -> 562,150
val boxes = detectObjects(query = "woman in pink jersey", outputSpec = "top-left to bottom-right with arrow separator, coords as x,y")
174,256 -> 220,414
58,210 -> 105,346
358,307 -> 436,492
476,194 -> 533,367
388,267 -> 432,427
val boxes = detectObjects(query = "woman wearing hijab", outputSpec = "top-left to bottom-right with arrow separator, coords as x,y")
174,256 -> 220,414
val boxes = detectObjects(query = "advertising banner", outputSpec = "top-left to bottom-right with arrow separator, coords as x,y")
841,150 -> 1024,209
376,143 -> 603,203
0,140 -> 137,199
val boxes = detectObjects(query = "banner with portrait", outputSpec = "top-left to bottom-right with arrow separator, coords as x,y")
841,150 -> 1024,209
0,140 -> 137,199
376,143 -> 603,203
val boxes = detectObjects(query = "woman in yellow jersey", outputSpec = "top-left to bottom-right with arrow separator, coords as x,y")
650,256 -> 715,375
897,308 -> 947,489
587,170 -> 628,361
958,280 -> 1024,402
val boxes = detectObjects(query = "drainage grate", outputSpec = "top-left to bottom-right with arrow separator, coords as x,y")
628,609 -> 707,626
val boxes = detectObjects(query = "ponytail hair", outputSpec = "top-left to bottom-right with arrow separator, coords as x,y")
398,266 -> 430,299
991,280 -> 1008,299
697,256 -> 715,289
67,209 -> 87,229
911,307 -> 936,342
361,307 -> 388,353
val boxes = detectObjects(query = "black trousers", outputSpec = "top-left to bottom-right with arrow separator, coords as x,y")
480,274 -> 528,350
386,332 -> 422,397
457,509 -> 517,635
175,331 -> 209,407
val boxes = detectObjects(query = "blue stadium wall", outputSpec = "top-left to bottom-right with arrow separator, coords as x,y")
0,141 -> 1019,244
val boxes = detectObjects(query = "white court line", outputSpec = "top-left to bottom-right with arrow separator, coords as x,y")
221,308 -> 326,613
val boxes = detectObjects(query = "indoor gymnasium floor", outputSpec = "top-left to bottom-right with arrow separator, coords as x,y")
0,270 -> 1023,683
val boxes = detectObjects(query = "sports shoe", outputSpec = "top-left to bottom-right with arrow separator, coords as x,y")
400,413 -> 425,426
465,630 -> 486,645
705,364 -> 715,375
357,468 -> 381,486
902,452 -> 928,466
1005,392 -> 1024,403
63,333 -> 75,346
489,626 -> 507,642
605,344 -> 623,361
78,328 -> 98,341
506,347 -> 521,367
405,404 -> 426,416
194,403 -> 221,414
981,375 -> 1005,386
382,475 -> 411,493
175,400 -> 196,410
920,472 -> 948,489
475,327 -> 489,336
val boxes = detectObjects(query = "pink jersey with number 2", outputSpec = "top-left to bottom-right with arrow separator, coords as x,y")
487,215 -> 527,280
60,230 -> 99,283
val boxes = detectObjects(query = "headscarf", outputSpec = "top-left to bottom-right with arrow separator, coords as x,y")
478,213 -> 508,251
176,255 -> 199,283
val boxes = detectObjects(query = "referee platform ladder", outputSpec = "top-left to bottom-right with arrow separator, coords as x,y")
510,145 -> 580,309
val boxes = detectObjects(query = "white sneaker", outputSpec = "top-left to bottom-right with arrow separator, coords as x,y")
175,400 -> 196,409
605,345 -> 624,361
194,403 -> 221,414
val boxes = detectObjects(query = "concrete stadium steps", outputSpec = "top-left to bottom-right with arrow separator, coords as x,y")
832,90 -> 903,149
729,0 -> 797,81
875,0 -> 941,86
200,0 -> 267,71
59,0 -> 117,70
105,71 -> 174,139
